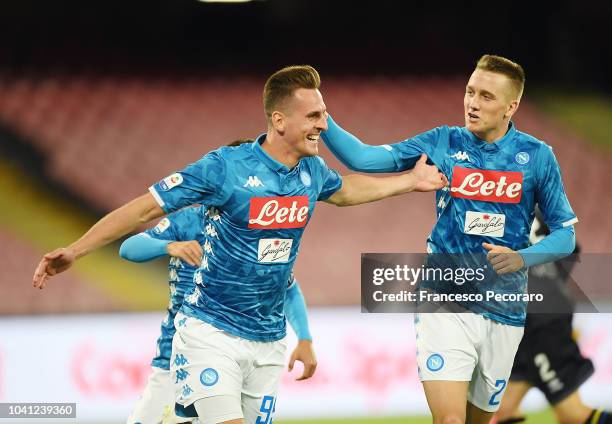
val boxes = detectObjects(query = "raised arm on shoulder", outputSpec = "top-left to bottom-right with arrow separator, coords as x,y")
324,154 -> 448,207
33,192 -> 165,289
321,115 -> 398,173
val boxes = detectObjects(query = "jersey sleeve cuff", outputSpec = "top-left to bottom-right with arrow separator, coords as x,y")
148,186 -> 167,212
562,217 -> 579,227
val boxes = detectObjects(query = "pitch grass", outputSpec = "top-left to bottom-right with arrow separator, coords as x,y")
276,408 -> 556,423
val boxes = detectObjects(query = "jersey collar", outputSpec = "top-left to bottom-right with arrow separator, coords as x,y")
252,133 -> 293,174
464,121 -> 517,151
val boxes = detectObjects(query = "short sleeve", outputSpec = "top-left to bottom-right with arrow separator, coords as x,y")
314,157 -> 343,201
149,151 -> 227,214
388,126 -> 449,171
144,215 -> 180,242
534,145 -> 578,231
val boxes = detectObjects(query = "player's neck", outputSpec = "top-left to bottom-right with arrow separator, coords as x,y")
261,133 -> 300,169
475,121 -> 510,143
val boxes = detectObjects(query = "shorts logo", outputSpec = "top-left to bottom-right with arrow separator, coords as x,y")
248,196 -> 310,229
515,152 -> 530,165
450,166 -> 523,203
426,354 -> 444,372
200,368 -> 219,386
153,218 -> 171,234
300,171 -> 312,187
258,238 -> 293,263
160,173 -> 183,191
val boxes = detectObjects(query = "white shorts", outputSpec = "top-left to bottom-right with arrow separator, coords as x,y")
171,313 -> 286,424
415,312 -> 524,412
127,366 -> 189,424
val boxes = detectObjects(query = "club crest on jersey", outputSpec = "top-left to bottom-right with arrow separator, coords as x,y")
450,166 -> 523,203
160,173 -> 183,191
248,196 -> 309,229
300,171 -> 312,187
244,176 -> 264,188
515,151 -> 530,165
153,218 -> 171,234
464,211 -> 506,237
258,238 -> 293,263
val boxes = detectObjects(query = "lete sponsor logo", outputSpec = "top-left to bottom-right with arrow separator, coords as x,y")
450,167 -> 523,203
258,238 -> 293,263
248,196 -> 309,229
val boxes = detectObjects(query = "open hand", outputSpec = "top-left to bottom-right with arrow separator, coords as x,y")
166,241 -> 203,267
32,247 -> 76,289
288,340 -> 317,381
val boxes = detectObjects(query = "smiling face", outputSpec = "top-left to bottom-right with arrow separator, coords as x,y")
271,87 -> 328,158
464,69 -> 520,142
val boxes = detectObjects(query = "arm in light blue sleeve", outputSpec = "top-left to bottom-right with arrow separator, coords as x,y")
518,225 -> 576,268
321,115 -> 399,173
284,280 -> 312,341
119,233 -> 171,263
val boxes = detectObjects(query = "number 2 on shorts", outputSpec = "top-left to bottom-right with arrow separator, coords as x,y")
488,379 -> 507,406
255,395 -> 276,424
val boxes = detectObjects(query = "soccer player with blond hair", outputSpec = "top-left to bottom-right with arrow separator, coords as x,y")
321,55 -> 578,424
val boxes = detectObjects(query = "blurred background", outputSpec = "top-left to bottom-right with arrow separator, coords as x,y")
1,0 -> 611,422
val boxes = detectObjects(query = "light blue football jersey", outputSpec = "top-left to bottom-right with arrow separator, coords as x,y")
144,206 -> 207,370
149,135 -> 342,341
387,123 -> 577,326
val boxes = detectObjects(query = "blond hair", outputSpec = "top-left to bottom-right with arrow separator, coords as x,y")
476,54 -> 525,100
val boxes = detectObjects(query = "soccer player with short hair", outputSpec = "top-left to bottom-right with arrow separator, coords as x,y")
321,55 -> 578,424
121,205 -> 315,424
33,65 -> 447,423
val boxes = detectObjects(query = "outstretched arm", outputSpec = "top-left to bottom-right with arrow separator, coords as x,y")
322,115 -> 399,172
285,281 -> 317,381
33,193 -> 164,289
324,154 -> 447,207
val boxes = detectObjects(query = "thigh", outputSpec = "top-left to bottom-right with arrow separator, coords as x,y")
469,320 -> 523,413
171,313 -> 244,418
415,312 -> 478,382
495,380 -> 532,421
127,366 -> 174,424
241,339 -> 286,424
422,380 -> 469,422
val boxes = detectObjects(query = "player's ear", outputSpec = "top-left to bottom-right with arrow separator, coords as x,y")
271,110 -> 286,134
505,99 -> 520,120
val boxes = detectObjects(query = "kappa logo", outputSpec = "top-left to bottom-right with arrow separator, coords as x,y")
244,176 -> 264,188
450,151 -> 471,162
